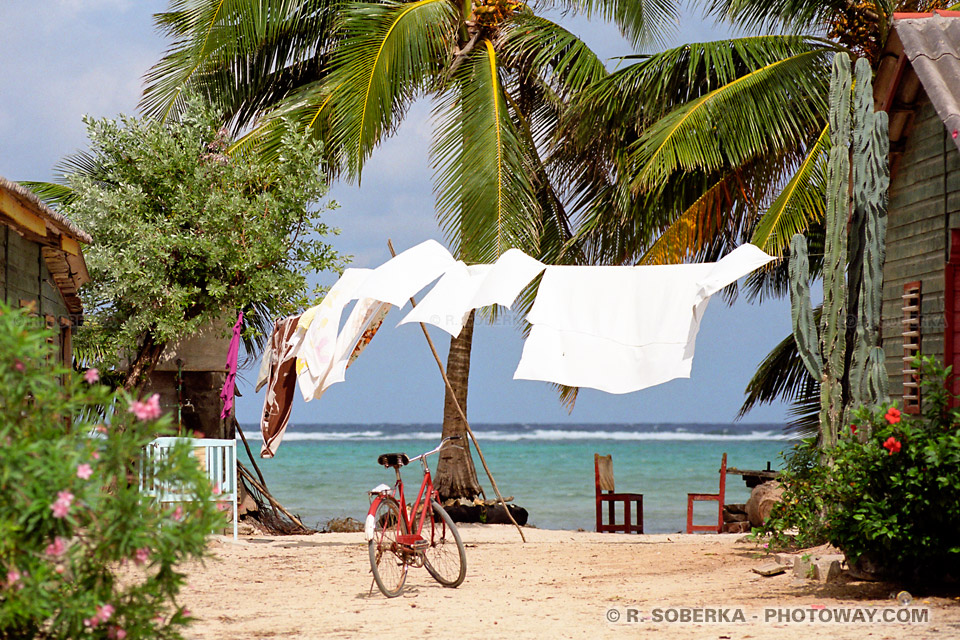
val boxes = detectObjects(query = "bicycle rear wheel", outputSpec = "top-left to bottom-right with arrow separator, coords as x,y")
368,496 -> 408,597
422,500 -> 466,588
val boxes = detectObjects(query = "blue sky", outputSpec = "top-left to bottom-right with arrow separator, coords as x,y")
0,1 -> 794,426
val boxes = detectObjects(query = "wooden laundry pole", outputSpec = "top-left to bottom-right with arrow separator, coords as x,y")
388,240 -> 526,543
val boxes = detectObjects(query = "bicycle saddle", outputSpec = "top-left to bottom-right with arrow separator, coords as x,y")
377,453 -> 410,468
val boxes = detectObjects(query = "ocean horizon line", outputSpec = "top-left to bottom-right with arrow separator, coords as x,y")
238,422 -> 796,442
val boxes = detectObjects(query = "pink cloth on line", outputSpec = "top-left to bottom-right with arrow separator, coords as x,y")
220,311 -> 244,419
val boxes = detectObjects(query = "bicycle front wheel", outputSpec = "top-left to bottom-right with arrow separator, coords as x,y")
422,500 -> 466,588
368,496 -> 408,597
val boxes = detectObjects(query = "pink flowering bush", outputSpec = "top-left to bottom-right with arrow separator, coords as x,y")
0,304 -> 223,638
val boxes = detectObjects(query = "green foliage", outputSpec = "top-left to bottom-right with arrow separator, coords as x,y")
756,438 -> 830,551
825,357 -> 960,580
58,98 -> 344,369
0,304 -> 223,639
762,356 -> 960,581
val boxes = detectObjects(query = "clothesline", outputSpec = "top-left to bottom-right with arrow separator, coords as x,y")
254,240 -> 774,457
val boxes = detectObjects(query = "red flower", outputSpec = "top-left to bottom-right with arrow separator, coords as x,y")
850,425 -> 858,434
885,407 -> 901,424
883,436 -> 902,455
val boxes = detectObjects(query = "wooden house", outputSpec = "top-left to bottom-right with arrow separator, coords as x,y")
0,177 -> 90,364
874,11 -> 960,411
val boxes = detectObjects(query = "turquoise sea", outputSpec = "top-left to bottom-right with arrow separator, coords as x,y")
239,423 -> 795,534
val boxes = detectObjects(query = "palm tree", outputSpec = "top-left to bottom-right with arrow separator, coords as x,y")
562,0 -> 958,429
141,0 -> 680,499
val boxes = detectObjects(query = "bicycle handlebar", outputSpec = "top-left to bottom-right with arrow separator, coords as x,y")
408,435 -> 463,464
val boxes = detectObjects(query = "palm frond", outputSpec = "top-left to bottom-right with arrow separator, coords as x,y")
142,0 -> 336,124
20,150 -> 111,207
432,40 -> 540,263
568,36 -> 832,146
18,181 -> 77,208
750,122 -> 829,255
228,81 -> 340,165
742,217 -> 825,302
324,0 -> 456,178
638,171 -> 741,265
497,13 -> 608,100
706,0 -> 850,34
627,41 -> 833,192
738,312 -> 820,436
562,0 -> 679,48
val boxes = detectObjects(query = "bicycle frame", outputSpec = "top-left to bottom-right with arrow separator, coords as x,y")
394,458 -> 437,547
365,436 -> 460,547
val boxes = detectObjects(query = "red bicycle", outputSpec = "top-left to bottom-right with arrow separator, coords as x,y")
365,435 -> 467,597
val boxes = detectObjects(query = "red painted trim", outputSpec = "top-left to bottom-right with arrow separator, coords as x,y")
893,11 -> 960,19
945,231 -> 960,405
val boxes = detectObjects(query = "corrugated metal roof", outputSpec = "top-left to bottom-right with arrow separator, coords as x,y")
894,13 -> 960,153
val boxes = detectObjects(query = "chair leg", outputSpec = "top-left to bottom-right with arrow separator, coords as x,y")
608,500 -> 615,530
624,500 -> 630,534
716,498 -> 724,534
686,495 -> 694,534
596,498 -> 602,532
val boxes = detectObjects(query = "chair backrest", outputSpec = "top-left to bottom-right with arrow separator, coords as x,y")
595,454 -> 615,493
717,452 -> 727,502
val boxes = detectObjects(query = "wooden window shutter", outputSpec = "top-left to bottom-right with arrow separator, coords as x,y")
902,282 -> 922,414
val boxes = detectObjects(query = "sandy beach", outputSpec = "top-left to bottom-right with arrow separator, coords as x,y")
180,526 -> 959,639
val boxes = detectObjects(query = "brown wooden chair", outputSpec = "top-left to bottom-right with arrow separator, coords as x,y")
594,454 -> 643,533
686,453 -> 727,534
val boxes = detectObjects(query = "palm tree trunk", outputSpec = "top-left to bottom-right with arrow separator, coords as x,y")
435,310 -> 482,501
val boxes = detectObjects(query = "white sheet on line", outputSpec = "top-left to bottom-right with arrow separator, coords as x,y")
399,248 -> 546,337
293,240 -> 459,400
294,268 -> 373,401
353,239 -> 456,307
513,244 -> 775,393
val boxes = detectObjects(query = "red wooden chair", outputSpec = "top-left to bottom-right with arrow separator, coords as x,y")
594,454 -> 643,533
686,453 -> 727,533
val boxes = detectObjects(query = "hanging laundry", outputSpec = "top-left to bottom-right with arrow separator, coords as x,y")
400,248 -> 546,337
513,244 -> 775,393
314,297 -> 391,398
257,315 -> 300,458
294,268 -> 372,400
353,239 -> 456,307
255,241 -> 775,455
220,311 -> 244,420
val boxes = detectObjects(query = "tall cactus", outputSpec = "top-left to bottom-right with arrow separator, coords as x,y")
789,53 -> 890,452
849,57 -> 891,421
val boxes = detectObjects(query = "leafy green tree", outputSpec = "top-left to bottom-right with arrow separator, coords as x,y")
0,303 -> 223,639
46,99 -> 344,391
140,0 -> 678,499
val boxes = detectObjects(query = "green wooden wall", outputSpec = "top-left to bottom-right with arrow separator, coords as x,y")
1,224 -> 71,320
882,96 -> 960,404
